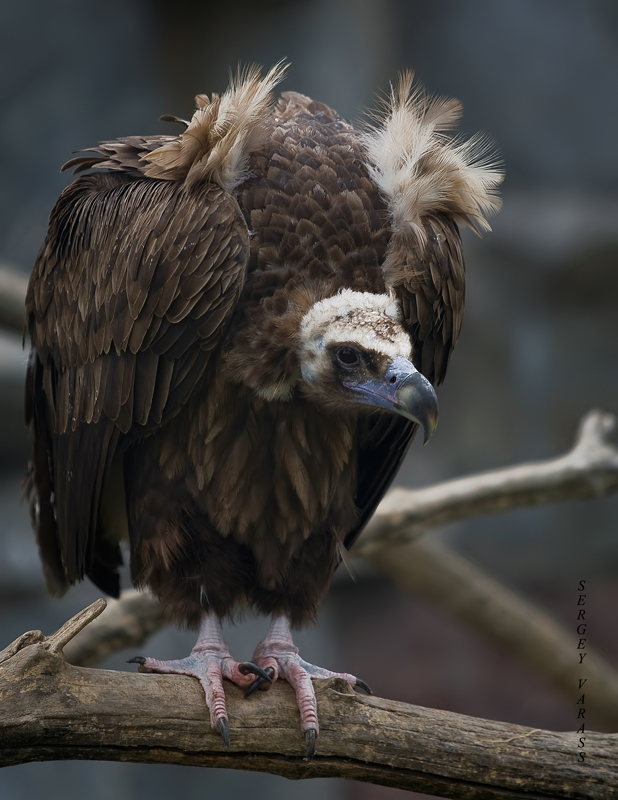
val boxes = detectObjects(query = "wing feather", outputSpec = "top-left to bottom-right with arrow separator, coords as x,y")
345,415 -> 416,552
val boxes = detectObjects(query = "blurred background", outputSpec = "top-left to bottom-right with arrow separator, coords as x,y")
1,0 -> 617,798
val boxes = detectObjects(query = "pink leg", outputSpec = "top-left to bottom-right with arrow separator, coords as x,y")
128,611 -> 271,746
248,615 -> 371,757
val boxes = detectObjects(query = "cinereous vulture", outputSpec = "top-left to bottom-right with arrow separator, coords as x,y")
25,63 -> 502,755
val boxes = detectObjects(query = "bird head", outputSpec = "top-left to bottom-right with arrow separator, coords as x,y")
298,290 -> 438,442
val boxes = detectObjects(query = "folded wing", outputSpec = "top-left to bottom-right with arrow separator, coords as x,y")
26,169 -> 249,596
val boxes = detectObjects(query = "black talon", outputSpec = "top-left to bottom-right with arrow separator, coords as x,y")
355,678 -> 372,695
238,661 -> 273,682
304,728 -> 317,759
244,677 -> 266,697
127,656 -> 146,665
217,717 -> 230,748
244,666 -> 275,697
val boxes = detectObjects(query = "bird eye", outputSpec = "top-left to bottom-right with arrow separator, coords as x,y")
336,346 -> 361,367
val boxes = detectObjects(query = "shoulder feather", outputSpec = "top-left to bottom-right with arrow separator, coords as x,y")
360,71 -> 503,243
141,62 -> 288,190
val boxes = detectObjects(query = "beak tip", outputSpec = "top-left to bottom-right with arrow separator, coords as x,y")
422,414 -> 439,444
396,378 -> 439,444
422,426 -> 436,445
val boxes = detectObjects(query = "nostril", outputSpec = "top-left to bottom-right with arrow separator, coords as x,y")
389,375 -> 397,385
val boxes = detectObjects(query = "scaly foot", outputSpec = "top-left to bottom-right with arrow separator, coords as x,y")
128,612 -> 271,746
245,616 -> 371,757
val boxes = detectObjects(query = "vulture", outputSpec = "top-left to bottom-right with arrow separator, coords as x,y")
25,64 -> 502,755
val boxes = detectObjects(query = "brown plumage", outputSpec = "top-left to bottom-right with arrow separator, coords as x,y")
25,64 -> 502,751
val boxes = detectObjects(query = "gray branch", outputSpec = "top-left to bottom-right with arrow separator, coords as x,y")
355,409 -> 618,557
2,602 -> 617,799
372,537 -> 618,730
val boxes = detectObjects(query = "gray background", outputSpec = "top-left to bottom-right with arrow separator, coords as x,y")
1,1 -> 617,799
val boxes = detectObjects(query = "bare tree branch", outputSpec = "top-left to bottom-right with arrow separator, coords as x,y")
356,409 -> 618,557
372,537 -> 618,730
2,602 -> 616,799
64,590 -> 166,667
0,262 -> 28,337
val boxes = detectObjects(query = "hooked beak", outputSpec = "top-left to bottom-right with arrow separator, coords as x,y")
344,356 -> 439,443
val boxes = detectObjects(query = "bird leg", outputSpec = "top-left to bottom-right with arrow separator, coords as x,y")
128,610 -> 271,746
245,615 -> 371,757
